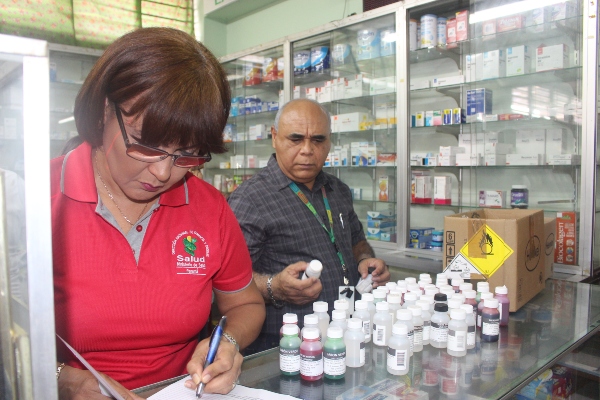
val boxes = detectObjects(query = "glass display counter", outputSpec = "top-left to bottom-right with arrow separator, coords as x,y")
135,279 -> 600,399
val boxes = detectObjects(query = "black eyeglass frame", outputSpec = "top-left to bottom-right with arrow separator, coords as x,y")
114,103 -> 211,168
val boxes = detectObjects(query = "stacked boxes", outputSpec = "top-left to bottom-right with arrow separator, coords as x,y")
409,227 -> 434,249
367,211 -> 397,242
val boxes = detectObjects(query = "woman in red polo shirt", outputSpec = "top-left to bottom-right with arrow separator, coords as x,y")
51,27 -> 265,399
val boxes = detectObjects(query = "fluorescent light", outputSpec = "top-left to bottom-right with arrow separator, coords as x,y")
58,116 -> 74,124
469,0 -> 566,24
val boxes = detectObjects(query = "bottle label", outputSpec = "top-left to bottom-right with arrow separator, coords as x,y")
408,331 -> 414,353
387,348 -> 408,370
300,352 -> 323,377
477,314 -> 482,327
280,348 -> 300,373
447,329 -> 466,351
423,320 -> 431,341
467,325 -> 476,346
324,350 -> 346,376
430,321 -> 448,343
360,341 -> 366,364
414,324 -> 423,346
482,316 -> 500,336
362,321 -> 370,340
373,324 -> 387,345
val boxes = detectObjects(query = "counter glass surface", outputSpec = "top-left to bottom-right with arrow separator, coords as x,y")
136,279 -> 600,399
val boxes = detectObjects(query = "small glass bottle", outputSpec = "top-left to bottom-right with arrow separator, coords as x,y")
373,301 -> 392,346
477,292 -> 494,328
407,305 -> 424,352
301,314 -> 320,341
510,185 -> 529,209
352,300 -> 371,343
494,285 -> 510,326
430,303 -> 450,349
395,309 -> 415,355
280,324 -> 301,376
300,327 -> 323,381
329,309 -> 348,334
415,299 -> 432,346
323,327 -> 346,380
280,313 -> 298,338
302,259 -> 323,280
313,301 -> 330,345
344,318 -> 365,368
481,298 -> 500,342
461,304 -> 476,350
387,293 -> 402,324
387,323 -> 411,376
447,309 -> 467,357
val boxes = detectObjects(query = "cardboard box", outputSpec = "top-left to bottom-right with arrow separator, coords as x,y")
434,176 -> 452,205
444,209 -> 546,311
545,129 -> 568,155
465,53 -> 483,82
547,154 -> 581,165
555,212 -> 577,265
370,76 -> 396,95
507,45 -> 531,76
544,217 -> 556,280
431,75 -> 465,87
344,74 -> 370,98
410,79 -> 430,90
484,154 -> 507,166
378,175 -> 394,201
456,153 -> 483,166
338,112 -> 372,132
478,190 -> 506,208
496,15 -> 522,32
466,89 -> 493,122
536,44 -> 569,72
483,49 -> 506,80
506,154 -> 544,165
456,10 -> 469,41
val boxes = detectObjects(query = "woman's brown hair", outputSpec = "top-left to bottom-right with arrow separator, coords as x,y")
74,27 -> 230,155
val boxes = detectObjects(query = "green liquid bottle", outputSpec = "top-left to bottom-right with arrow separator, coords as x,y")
323,326 -> 346,380
280,324 -> 301,376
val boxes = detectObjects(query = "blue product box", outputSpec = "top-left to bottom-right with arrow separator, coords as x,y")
409,227 -> 434,248
466,89 -> 493,120
367,228 -> 381,240
367,219 -> 396,229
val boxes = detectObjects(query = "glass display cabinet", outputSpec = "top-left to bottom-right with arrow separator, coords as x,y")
0,34 -> 57,400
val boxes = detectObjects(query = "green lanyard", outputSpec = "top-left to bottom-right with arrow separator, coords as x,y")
289,182 -> 349,285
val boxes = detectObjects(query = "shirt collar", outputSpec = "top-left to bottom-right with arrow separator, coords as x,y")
266,153 -> 332,193
60,141 -> 189,206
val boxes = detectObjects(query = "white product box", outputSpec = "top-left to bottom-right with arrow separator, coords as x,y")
415,112 -> 424,127
351,141 -> 369,166
536,44 -> 569,72
338,112 -> 372,132
219,161 -> 230,169
465,53 -> 483,82
246,155 -> 258,168
434,176 -> 452,205
516,130 -> 546,154
248,124 -> 267,140
482,20 -> 496,37
506,153 -> 544,165
484,142 -> 513,155
352,188 -> 362,200
317,82 -> 333,103
431,75 -> 465,87
483,49 -> 506,80
415,175 -> 434,201
230,155 -> 245,169
368,142 -> 378,166
305,87 -> 318,101
550,1 -> 578,21
344,74 -> 370,98
423,155 -> 438,166
440,146 -> 465,157
410,78 -> 430,90
258,158 -> 269,168
455,153 -> 483,166
370,76 -> 396,95
293,86 -> 305,99
333,77 -> 348,100
484,154 -> 507,166
545,129 -> 568,155
438,155 -> 456,166
526,7 -> 550,32
478,190 -> 506,208
547,154 -> 581,165
375,102 -> 395,127
507,45 -> 531,76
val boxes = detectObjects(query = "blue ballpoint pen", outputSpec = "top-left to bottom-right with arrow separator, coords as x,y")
196,315 -> 227,398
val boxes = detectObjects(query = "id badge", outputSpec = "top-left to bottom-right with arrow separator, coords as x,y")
339,285 -> 355,315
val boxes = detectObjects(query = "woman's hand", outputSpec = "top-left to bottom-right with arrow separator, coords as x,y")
58,365 -> 143,400
185,338 -> 242,394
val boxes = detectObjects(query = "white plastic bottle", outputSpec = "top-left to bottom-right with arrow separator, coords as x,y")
344,318 -> 365,368
403,292 -> 418,309
334,298 -> 350,319
435,273 -> 448,288
302,259 -> 323,280
385,281 -> 397,292
280,313 -> 298,338
415,299 -> 431,346
313,301 -> 330,345
420,294 -> 435,314
387,323 -> 411,375
352,300 -> 371,343
387,293 -> 402,324
461,304 -> 476,350
329,309 -> 348,334
372,301 -> 392,346
447,308 -> 467,357
373,289 -> 387,305
448,298 -> 463,316
405,277 -> 417,286
395,309 -> 414,356
408,305 -> 424,352
361,292 -> 376,323
301,314 -> 320,341
430,303 -> 450,349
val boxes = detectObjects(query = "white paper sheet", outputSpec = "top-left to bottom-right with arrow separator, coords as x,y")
148,376 -> 299,400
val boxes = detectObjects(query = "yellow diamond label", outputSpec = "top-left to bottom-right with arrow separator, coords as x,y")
459,224 -> 513,279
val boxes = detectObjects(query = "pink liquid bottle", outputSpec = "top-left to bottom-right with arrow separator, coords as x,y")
300,327 -> 323,381
494,285 -> 510,326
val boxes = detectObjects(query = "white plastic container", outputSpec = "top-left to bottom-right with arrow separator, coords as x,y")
313,301 -> 330,345
387,293 -> 402,324
302,259 -> 323,280
361,292 -> 376,323
447,309 -> 468,357
334,298 -> 351,319
353,300 -> 371,343
416,300 -> 432,346
436,273 -> 448,287
301,314 -> 320,341
420,14 -> 438,48
461,304 -> 476,350
373,289 -> 387,304
430,303 -> 450,348
408,305 -> 424,352
373,301 -> 392,346
344,318 -> 365,368
395,309 -> 415,356
387,323 -> 411,375
329,309 -> 348,334
403,292 -> 418,310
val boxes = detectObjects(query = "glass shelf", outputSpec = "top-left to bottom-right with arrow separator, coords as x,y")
293,54 -> 397,84
410,164 -> 581,170
410,203 -> 577,214
228,110 -> 278,124
410,117 -> 579,133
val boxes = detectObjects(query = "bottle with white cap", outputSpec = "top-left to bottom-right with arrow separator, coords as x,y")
280,324 -> 301,376
334,298 -> 351,319
460,282 -> 473,292
494,285 -> 510,326
387,323 -> 411,375
323,326 -> 346,380
302,259 -> 323,280
405,277 -> 417,286
361,292 -> 376,324
424,286 -> 439,297
352,300 -> 371,343
344,318 -> 365,368
436,273 -> 448,288
451,293 -> 466,305
415,299 -> 431,346
373,301 -> 392,346
451,277 -> 464,293
419,273 -> 432,284
387,293 -> 402,324
313,301 -> 330,345
420,294 -> 435,314
395,309 -> 414,356
448,298 -> 463,317
461,304 -> 476,350
447,308 -> 468,357
402,292 -> 418,310
329,309 -> 348,334
430,303 -> 450,349
407,305 -> 424,352
373,289 -> 387,304
280,313 -> 299,338
476,281 -> 490,304
386,282 -> 397,292
477,292 -> 494,328
301,314 -> 321,341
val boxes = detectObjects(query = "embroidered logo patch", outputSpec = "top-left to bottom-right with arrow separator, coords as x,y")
171,231 -> 209,275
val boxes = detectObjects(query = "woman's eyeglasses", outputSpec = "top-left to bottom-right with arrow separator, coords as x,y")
114,103 -> 211,168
